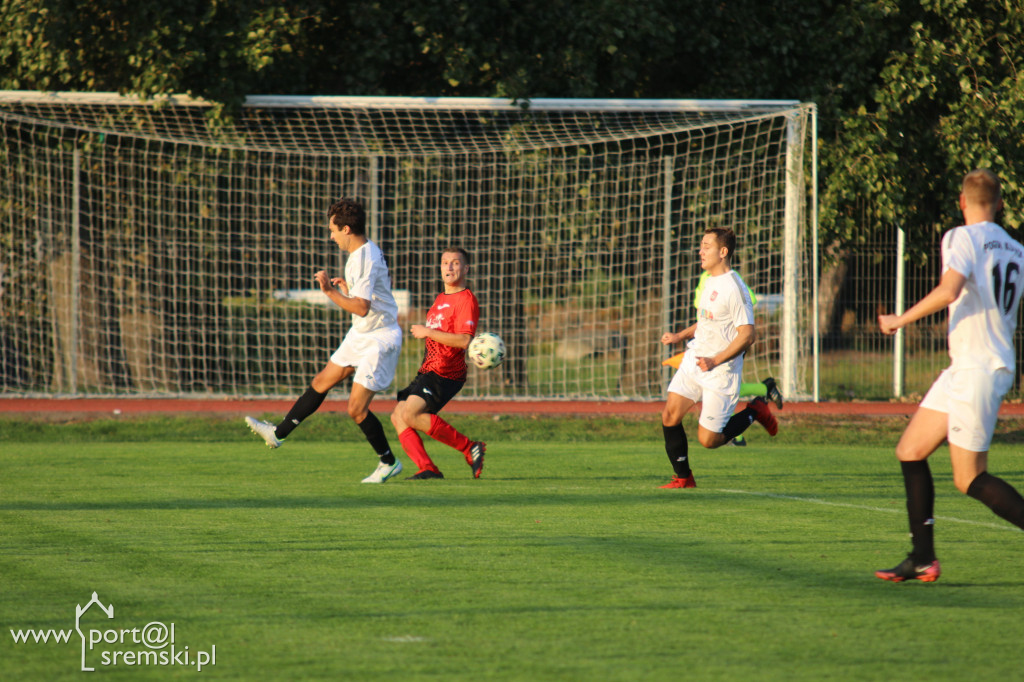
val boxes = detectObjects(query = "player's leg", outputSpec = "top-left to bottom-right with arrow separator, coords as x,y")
715,372 -> 779,445
723,391 -> 751,446
394,373 -> 484,478
244,361 -> 349,448
875,404 -> 947,582
391,394 -> 442,477
949,368 -> 1024,529
738,381 -> 766,398
345,380 -> 401,483
762,377 -> 783,409
392,394 -> 431,432
697,426 -> 728,448
346,332 -> 403,481
695,387 -> 735,449
737,377 -> 782,406
696,382 -> 756,449
661,390 -> 697,488
728,378 -> 781,447
961,451 -> 1024,530
426,410 -> 485,478
948,445 -> 988,494
714,395 -> 777,446
290,361 -> 350,434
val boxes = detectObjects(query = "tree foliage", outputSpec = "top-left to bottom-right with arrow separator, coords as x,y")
0,0 -> 304,100
0,1 -> 899,105
823,0 -> 1024,248
2,0 -> 1023,245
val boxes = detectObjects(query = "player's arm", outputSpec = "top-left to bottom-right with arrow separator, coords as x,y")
315,270 -> 371,316
697,324 -> 754,371
661,322 -> 697,345
878,268 -> 966,335
410,326 -> 473,349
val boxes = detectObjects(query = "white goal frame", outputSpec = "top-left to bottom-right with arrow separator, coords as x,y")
0,92 -> 817,401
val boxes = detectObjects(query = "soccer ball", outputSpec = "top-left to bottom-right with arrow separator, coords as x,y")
468,332 -> 506,370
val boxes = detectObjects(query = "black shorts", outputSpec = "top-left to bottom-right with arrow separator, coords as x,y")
396,371 -> 465,414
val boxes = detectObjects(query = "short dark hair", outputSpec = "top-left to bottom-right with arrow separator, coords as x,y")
705,227 -> 736,259
443,246 -> 471,265
327,198 -> 366,235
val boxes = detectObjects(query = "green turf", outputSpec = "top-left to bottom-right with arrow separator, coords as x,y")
3,423 -> 1024,680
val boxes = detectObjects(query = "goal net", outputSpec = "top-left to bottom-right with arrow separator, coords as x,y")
0,93 -> 815,401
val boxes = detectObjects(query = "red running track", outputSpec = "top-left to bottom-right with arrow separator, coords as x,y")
3,398 -> 1024,417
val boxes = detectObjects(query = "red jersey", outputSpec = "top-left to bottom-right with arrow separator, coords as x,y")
419,288 -> 480,380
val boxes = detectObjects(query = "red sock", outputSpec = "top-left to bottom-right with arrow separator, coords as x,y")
399,428 -> 439,473
428,414 -> 473,461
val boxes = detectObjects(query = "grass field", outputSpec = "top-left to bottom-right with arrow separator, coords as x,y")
3,414 -> 1024,680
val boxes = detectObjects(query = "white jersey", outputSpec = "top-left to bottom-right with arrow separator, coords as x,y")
943,221 -> 1024,372
344,240 -> 400,334
686,269 -> 755,378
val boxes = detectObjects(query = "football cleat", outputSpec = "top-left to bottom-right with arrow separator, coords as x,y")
748,397 -> 778,436
762,376 -> 784,410
875,556 -> 941,583
407,469 -> 445,480
469,441 -> 486,479
659,474 -> 696,489
245,416 -> 282,448
362,459 -> 403,484
728,435 -> 747,447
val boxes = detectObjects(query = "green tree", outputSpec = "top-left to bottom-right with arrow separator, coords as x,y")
5,0 -> 1023,248
823,0 -> 1024,250
398,0 -> 684,99
0,0 -> 316,106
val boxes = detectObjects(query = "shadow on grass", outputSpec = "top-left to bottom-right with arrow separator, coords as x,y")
0,487 -> 680,512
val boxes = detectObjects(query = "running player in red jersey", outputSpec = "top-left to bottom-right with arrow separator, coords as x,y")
391,247 -> 486,479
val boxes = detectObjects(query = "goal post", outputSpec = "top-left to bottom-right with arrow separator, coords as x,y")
0,92 -> 816,401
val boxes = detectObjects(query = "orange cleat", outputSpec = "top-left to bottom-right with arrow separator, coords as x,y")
748,397 -> 778,436
875,556 -> 941,583
659,474 -> 696,489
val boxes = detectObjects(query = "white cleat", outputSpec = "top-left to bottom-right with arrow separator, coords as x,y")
245,416 -> 282,449
362,459 -> 403,483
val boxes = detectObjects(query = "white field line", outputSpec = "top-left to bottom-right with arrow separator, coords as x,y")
715,488 -> 1021,532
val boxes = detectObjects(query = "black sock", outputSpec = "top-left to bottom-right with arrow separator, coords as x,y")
358,411 -> 395,464
901,460 -> 936,563
967,472 -> 1024,529
720,406 -> 755,441
663,423 -> 690,478
277,386 -> 327,439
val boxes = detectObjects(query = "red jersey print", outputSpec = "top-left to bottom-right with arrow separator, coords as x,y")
419,289 -> 480,380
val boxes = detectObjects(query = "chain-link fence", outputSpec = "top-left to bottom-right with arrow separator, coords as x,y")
818,222 -> 1024,401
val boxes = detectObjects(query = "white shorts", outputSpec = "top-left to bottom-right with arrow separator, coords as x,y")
666,350 -> 740,433
919,366 -> 1013,452
329,325 -> 402,393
